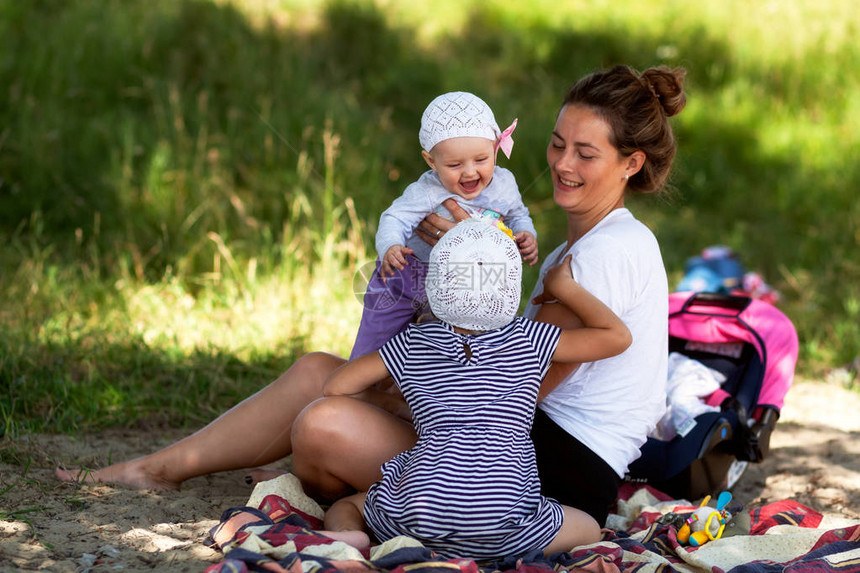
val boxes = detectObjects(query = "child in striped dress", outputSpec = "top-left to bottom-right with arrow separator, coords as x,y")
317,217 -> 631,560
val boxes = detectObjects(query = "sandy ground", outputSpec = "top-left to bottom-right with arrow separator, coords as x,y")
1,378 -> 859,572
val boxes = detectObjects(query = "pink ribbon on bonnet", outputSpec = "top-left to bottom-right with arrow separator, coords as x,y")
495,118 -> 518,159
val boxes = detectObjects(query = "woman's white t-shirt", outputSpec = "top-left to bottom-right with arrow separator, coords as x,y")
523,208 -> 668,477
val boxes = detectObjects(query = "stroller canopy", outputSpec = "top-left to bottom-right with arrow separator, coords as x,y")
669,292 -> 799,410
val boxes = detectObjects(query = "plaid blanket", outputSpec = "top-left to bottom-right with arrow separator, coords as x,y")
205,475 -> 860,573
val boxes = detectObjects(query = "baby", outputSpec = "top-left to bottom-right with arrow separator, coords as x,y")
351,91 -> 538,359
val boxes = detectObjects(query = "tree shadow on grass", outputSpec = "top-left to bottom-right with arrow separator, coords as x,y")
0,331 -> 307,437
4,0 -> 854,279
2,0 -> 859,431
1,0 -> 796,265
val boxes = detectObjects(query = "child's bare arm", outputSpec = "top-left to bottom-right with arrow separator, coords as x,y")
540,254 -> 632,363
532,283 -> 583,401
324,352 -> 392,397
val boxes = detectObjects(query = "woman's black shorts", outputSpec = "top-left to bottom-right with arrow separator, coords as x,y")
531,408 -> 621,527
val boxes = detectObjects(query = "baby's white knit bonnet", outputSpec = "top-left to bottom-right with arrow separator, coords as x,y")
426,217 -> 522,332
419,91 -> 509,154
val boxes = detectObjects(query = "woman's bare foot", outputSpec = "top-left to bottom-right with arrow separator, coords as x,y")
244,467 -> 289,486
55,459 -> 180,491
317,530 -> 371,550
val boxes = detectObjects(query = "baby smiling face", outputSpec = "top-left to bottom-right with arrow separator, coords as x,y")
422,136 -> 496,201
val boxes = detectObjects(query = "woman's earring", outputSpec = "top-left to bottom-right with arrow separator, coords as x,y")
624,173 -> 630,180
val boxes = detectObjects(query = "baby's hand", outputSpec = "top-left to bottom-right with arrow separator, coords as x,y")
531,254 -> 577,305
515,231 -> 538,266
381,245 -> 414,279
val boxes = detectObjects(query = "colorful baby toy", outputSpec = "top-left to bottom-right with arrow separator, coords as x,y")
677,491 -> 733,546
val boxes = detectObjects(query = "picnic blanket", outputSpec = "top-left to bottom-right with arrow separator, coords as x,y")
205,474 -> 860,573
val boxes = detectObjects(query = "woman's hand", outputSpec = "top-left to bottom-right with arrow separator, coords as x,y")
414,198 -> 470,246
531,253 -> 576,305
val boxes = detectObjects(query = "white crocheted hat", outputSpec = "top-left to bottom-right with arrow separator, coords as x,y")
419,91 -> 502,153
426,217 -> 522,332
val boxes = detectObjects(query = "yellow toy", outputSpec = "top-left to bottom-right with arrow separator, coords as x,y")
677,491 -> 733,547
495,220 -> 515,240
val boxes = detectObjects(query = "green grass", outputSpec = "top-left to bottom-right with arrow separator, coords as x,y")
1,0 -> 858,437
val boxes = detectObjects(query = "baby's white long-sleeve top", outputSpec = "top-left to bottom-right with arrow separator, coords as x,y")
375,167 -> 537,262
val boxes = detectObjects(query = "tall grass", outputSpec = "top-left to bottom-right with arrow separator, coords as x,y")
1,0 -> 858,436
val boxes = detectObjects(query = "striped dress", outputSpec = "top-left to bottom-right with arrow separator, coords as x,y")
365,317 -> 564,560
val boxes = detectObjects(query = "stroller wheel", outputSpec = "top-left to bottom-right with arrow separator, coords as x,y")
726,460 -> 749,490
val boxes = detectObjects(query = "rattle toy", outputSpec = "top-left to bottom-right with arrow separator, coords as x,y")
677,491 -> 733,547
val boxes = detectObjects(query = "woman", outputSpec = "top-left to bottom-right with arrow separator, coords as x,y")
290,64 -> 686,526
58,64 -> 686,528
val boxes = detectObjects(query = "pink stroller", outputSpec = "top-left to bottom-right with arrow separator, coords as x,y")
625,291 -> 799,500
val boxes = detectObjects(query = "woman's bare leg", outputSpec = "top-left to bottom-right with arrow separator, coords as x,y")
246,379 -> 411,486
291,396 -> 417,502
55,352 -> 346,490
